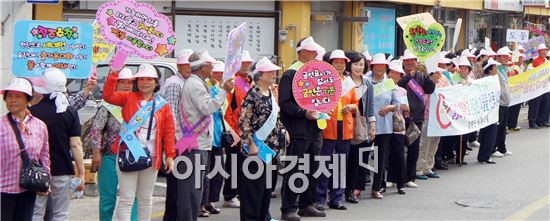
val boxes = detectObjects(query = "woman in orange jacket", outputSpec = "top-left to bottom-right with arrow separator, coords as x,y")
315,50 -> 359,211
103,62 -> 175,220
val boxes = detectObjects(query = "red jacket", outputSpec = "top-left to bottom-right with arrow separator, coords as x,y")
103,72 -> 176,169
224,74 -> 250,136
533,56 -> 547,68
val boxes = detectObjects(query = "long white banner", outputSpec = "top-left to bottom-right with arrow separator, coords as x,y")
427,75 -> 500,137
508,61 -> 550,106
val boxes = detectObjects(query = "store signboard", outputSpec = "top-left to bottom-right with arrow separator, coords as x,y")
484,0 -> 523,12
363,7 -> 396,57
506,29 -> 529,43
523,0 -> 548,6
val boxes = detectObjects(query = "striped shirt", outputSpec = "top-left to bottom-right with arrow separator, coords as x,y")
0,112 -> 50,193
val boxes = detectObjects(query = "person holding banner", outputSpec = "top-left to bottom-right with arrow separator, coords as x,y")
492,47 -> 514,158
528,44 -> 550,129
344,51 -> 376,203
473,49 -> 490,80
88,68 -> 138,221
238,57 -> 287,221
1,78 -> 50,221
222,50 -> 255,209
477,58 -> 501,164
161,49 -> 194,221
179,50 -> 234,221
368,53 -> 400,198
30,68 -> 85,221
507,50 -> 527,132
316,50 -> 358,210
397,49 -> 436,187
102,62 -> 176,221
279,36 -> 327,220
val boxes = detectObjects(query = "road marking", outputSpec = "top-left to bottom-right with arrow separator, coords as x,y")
504,195 -> 550,221
155,182 -> 167,187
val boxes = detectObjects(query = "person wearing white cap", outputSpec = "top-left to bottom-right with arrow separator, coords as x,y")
103,60 -> 176,220
161,48 -> 194,221
362,50 -> 373,73
237,57 -> 286,221
222,50 -> 254,210
367,53 -> 401,197
30,68 -> 86,221
343,51 -> 376,204
385,59 -> 409,194
486,47 -> 497,58
279,36 -> 326,221
461,49 -> 477,64
316,49 -> 357,210
527,43 -> 550,130
397,49 -> 436,186
177,49 -> 233,221
198,61 -> 226,217
86,68 -> 138,221
507,51 -> 526,133
476,58 -> 501,165
490,46 -> 514,158
473,49 -> 491,80
516,44 -> 525,53
452,56 -> 473,85
1,78 -> 50,221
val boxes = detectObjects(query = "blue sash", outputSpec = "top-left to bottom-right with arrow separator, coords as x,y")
119,95 -> 167,158
243,93 -> 279,163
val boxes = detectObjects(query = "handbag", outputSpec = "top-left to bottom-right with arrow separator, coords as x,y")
118,99 -> 155,172
220,115 -> 235,148
7,113 -> 51,193
405,122 -> 421,146
392,112 -> 406,132
351,96 -> 369,145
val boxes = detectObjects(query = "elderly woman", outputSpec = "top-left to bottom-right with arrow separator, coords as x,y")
1,78 -> 50,221
315,50 -> 358,211
477,58 -> 501,164
103,62 -> 176,220
88,68 -> 138,221
238,57 -> 288,221
344,50 -> 375,203
368,54 -> 399,199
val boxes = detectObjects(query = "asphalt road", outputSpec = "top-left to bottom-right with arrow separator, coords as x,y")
70,115 -> 550,221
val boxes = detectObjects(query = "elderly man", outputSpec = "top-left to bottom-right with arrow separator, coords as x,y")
31,68 -> 86,221
161,49 -> 193,221
492,47 -> 514,158
176,50 -> 234,221
397,49 -> 436,187
279,36 -> 327,221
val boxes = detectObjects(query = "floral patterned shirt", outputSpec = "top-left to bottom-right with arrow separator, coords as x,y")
239,86 -> 285,154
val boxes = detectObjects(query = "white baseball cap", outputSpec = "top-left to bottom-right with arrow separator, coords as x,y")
189,50 -> 219,67
461,49 -> 476,58
457,56 -> 471,67
371,53 -> 388,65
118,68 -> 134,80
388,60 -> 405,74
362,50 -> 373,61
403,49 -> 417,60
176,49 -> 194,65
296,36 -> 321,52
254,57 -> 281,73
212,61 -> 225,73
2,78 -> 33,96
537,43 -> 548,51
329,50 -> 350,62
486,47 -> 497,56
516,45 -> 525,52
496,46 -> 512,56
483,58 -> 501,70
134,64 -> 158,79
477,49 -> 489,58
438,52 -> 451,64
34,68 -> 67,94
241,50 -> 254,63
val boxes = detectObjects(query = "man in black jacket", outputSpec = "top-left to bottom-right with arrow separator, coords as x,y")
397,49 -> 436,188
279,36 -> 326,221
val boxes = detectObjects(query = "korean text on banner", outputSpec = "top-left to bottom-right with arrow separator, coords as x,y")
223,22 -> 247,81
508,61 -> 550,106
520,36 -> 545,60
427,75 -> 500,137
96,0 -> 177,70
12,20 -> 93,79
292,61 -> 342,114
402,19 -> 446,62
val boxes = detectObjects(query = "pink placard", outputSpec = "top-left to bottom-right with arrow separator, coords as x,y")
292,61 -> 342,113
96,0 -> 177,68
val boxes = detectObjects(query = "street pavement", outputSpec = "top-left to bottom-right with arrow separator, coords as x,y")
70,110 -> 549,220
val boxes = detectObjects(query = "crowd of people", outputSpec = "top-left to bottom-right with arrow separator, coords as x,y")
1,35 -> 549,221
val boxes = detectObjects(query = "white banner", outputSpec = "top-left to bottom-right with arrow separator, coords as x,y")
428,75 -> 500,137
508,61 -> 550,106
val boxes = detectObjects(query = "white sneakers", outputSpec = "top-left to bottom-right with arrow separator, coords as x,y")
502,151 -> 513,156
491,152 -> 504,158
222,198 -> 240,208
405,181 -> 418,188
386,182 -> 395,188
468,141 -> 480,148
